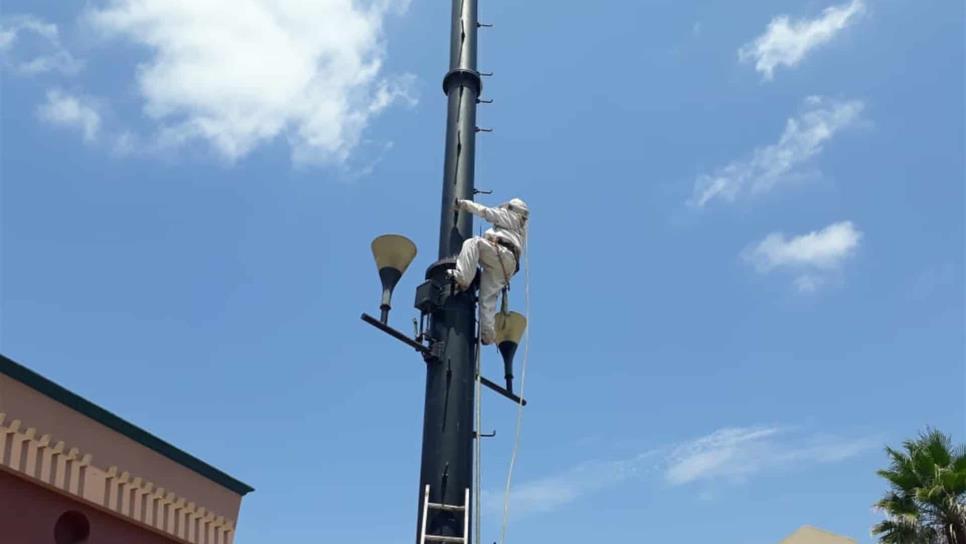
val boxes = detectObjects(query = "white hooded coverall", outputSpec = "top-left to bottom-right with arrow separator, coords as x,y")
452,198 -> 528,344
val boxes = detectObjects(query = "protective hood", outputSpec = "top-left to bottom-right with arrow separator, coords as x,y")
504,198 -> 529,218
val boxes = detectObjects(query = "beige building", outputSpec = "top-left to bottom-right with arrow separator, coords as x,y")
0,353 -> 253,543
781,526 -> 858,544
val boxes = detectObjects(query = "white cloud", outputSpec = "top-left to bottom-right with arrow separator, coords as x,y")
743,221 -> 862,292
690,96 -> 863,208
665,427 -> 780,485
486,452 -> 660,518
0,15 -> 82,75
745,221 -> 863,272
665,426 -> 874,485
37,89 -> 102,142
739,0 -> 865,80
496,425 -> 873,517
84,0 -> 415,165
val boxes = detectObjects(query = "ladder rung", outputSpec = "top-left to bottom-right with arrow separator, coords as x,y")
427,502 -> 466,512
420,486 -> 470,544
425,536 -> 465,543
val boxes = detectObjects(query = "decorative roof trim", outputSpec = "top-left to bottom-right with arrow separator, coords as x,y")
0,353 -> 253,495
0,412 -> 238,543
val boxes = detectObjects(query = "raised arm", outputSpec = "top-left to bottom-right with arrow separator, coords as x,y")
457,199 -> 515,228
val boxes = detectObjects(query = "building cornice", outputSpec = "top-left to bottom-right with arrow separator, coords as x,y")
0,412 -> 237,544
0,353 -> 253,496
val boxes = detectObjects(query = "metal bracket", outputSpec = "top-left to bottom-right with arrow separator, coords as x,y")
474,430 -> 497,439
475,127 -> 493,133
361,313 -> 430,355
477,22 -> 493,28
360,312 -> 449,367
476,98 -> 493,104
422,339 -> 445,365
473,188 -> 493,195
480,72 -> 494,77
480,376 -> 527,406
442,68 -> 482,96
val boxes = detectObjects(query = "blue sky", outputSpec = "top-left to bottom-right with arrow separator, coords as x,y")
1,0 -> 963,542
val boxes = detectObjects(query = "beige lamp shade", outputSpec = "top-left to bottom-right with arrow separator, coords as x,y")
495,311 -> 527,346
371,234 -> 417,323
371,234 -> 418,275
495,311 -> 527,394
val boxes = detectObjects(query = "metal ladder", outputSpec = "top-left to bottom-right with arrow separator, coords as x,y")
419,484 -> 470,544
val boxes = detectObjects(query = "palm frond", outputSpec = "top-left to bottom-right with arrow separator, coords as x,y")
877,491 -> 922,517
880,467 -> 925,493
951,445 -> 966,474
920,429 -> 954,467
872,517 -> 931,543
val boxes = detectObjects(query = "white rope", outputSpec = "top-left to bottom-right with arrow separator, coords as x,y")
472,227 -> 483,544
473,333 -> 482,544
497,224 -> 530,544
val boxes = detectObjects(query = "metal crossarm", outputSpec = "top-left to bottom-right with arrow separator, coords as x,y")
479,376 -> 527,406
360,313 -> 431,354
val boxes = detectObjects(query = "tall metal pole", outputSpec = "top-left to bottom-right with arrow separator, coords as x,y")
417,0 -> 482,542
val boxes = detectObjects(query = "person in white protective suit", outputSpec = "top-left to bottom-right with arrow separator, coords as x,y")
448,197 -> 529,345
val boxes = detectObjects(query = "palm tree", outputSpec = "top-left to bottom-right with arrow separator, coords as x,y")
873,429 -> 966,544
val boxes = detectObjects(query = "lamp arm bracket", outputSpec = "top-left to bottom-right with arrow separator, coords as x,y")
480,376 -> 527,406
422,339 -> 446,364
360,313 -> 431,355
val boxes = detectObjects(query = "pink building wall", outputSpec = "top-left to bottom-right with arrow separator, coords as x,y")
0,354 -> 251,544
1,468 -> 181,543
